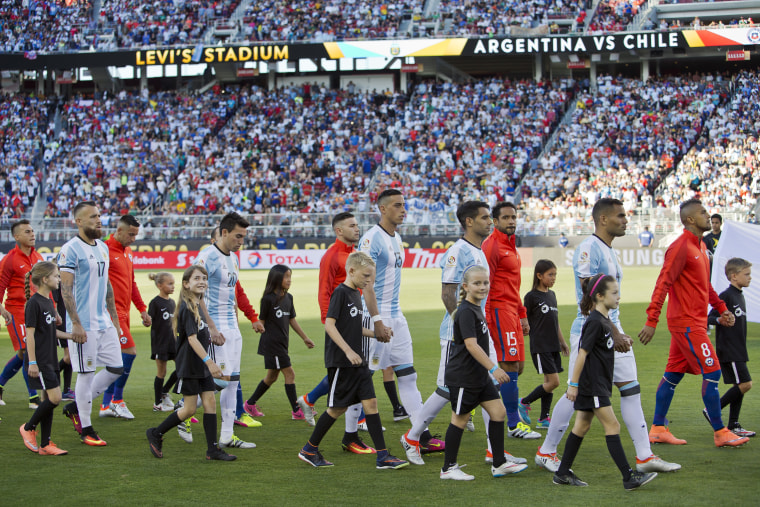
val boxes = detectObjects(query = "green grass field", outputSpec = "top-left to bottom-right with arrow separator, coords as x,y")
1,267 -> 758,506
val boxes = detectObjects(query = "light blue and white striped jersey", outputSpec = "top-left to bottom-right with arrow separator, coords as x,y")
570,234 -> 622,335
193,245 -> 239,329
439,239 -> 488,341
58,237 -> 112,332
359,224 -> 404,318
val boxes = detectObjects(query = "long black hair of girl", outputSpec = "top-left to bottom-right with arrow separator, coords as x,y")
580,274 -> 616,316
263,264 -> 291,303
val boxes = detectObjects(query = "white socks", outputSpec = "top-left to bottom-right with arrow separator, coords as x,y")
620,393 -> 653,460
345,403 -> 361,433
75,369 -> 120,428
219,380 -> 238,441
408,391 -> 449,441
397,372 -> 424,420
539,393 -> 574,455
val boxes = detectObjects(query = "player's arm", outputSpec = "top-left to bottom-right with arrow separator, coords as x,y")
441,283 -> 458,314
25,326 -> 39,377
199,298 -> 225,345
317,251 -> 335,323
565,347 -> 588,402
188,332 -> 222,378
0,253 -> 14,320
639,238 -> 688,344
235,281 -> 263,332
708,286 -> 733,327
362,274 -> 391,343
60,271 -> 86,343
324,317 -> 362,365
105,281 -> 122,337
290,318 -> 314,348
463,336 -> 508,384
131,268 -> 151,326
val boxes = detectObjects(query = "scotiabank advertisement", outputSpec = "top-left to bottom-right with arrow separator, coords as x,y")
130,251 -> 200,269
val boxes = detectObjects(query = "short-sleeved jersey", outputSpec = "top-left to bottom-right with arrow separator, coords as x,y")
709,285 -> 748,362
324,283 -> 365,368
358,224 -> 404,318
175,300 -> 212,379
258,292 -> 295,357
194,244 -> 239,329
24,293 -> 58,371
58,236 -> 112,332
446,301 -> 491,388
524,289 -> 560,354
578,310 -> 615,397
0,245 -> 44,313
482,228 -> 527,318
439,238 -> 488,342
570,234 -> 622,336
148,296 -> 175,345
105,236 -> 147,319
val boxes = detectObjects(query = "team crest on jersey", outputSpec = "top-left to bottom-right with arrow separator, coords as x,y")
128,253 -> 133,262
120,335 -> 128,344
446,255 -> 456,267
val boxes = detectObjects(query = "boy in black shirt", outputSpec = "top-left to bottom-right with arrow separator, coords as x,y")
707,258 -> 754,437
298,252 -> 408,470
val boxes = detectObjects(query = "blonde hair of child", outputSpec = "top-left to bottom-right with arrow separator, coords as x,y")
173,265 -> 207,334
725,258 -> 752,279
24,261 -> 58,300
451,265 -> 488,319
345,251 -> 376,271
148,271 -> 173,287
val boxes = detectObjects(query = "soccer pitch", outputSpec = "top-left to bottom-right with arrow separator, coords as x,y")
0,266 -> 757,506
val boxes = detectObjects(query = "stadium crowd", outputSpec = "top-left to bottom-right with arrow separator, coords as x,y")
586,0 -> 644,33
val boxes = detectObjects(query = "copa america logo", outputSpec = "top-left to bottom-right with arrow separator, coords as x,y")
748,28 -> 760,44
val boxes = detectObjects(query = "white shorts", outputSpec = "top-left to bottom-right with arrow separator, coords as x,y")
367,315 -> 414,371
437,335 -> 499,388
210,326 -> 243,376
69,327 -> 123,373
568,331 -> 638,384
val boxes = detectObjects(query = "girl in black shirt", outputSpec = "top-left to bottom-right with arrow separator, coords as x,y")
20,262 -> 72,455
147,272 -> 177,411
146,266 -> 235,461
521,260 -> 569,427
441,265 -> 527,481
244,264 -> 314,419
554,274 -> 656,490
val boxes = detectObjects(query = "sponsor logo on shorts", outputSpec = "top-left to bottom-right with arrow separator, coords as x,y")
87,356 -> 94,368
120,335 -> 128,344
509,347 -> 517,356
705,357 -> 714,367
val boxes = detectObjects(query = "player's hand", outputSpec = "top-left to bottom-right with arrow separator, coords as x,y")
0,305 -> 10,322
141,311 -> 152,327
251,320 -> 265,333
55,312 -> 62,326
720,310 -> 735,327
560,341 -> 570,357
211,327 -> 226,346
207,361 -> 222,378
71,323 -> 86,344
520,317 -> 530,335
374,320 -> 392,343
345,350 -> 362,365
28,363 -> 39,378
566,385 -> 578,402
303,337 -> 315,349
638,325 -> 656,345
613,333 -> 632,352
492,367 -> 509,384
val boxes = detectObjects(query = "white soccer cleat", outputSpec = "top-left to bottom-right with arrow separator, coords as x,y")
535,449 -> 561,472
492,461 -> 528,477
219,434 -> 256,449
297,395 -> 316,426
636,455 -> 681,473
440,464 -> 474,481
110,401 -> 135,420
99,404 -> 117,418
400,432 -> 425,465
177,420 -> 193,443
507,422 -> 540,439
161,394 -> 174,411
485,450 -> 527,464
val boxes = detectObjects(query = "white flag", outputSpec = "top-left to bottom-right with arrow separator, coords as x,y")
711,220 -> 760,323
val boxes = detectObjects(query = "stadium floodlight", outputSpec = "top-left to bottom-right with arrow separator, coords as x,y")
568,54 -> 579,62
550,55 -> 561,63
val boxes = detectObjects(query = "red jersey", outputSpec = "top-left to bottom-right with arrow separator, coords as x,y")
235,281 -> 259,323
105,236 -> 147,319
482,228 -> 527,319
318,238 -> 355,323
645,229 -> 727,329
0,245 -> 43,314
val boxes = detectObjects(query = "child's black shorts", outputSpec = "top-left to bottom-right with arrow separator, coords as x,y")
574,394 -> 611,412
720,361 -> 752,385
448,381 -> 500,415
28,367 -> 60,391
263,354 -> 291,370
531,351 -> 564,375
176,376 -> 215,396
326,366 -> 375,408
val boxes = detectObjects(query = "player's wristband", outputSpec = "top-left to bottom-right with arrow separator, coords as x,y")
29,361 -> 37,365
203,355 -> 211,363
489,365 -> 498,374
568,381 -> 579,387
371,315 -> 383,323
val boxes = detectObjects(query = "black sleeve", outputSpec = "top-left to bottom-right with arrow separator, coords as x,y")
180,305 -> 199,337
289,294 -> 296,320
456,306 -> 479,342
707,306 -> 721,326
259,294 -> 273,322
579,318 -> 602,353
148,300 -> 158,322
24,297 -> 39,330
326,287 -> 345,321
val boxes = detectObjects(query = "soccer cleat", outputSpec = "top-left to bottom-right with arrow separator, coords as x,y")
153,404 -> 164,412
623,471 -> 658,491
235,414 -> 262,428
649,425 -> 687,445
292,408 -> 306,421
99,404 -> 117,418
535,449 -> 561,472
38,442 -> 68,455
219,434 -> 256,449
161,393 -> 174,411
243,401 -> 265,417
29,395 -> 40,409
0,385 -> 5,405
440,464 -> 474,481
636,455 -> 681,472
400,432 -> 425,465
207,447 -> 237,461
342,439 -> 377,454
146,428 -> 163,458
357,418 -> 386,432
536,417 -> 551,429
81,432 -> 107,446
492,461 -> 528,477
299,449 -> 333,467
714,427 -> 750,447
518,398 -> 531,425
376,454 -> 409,470
466,413 -> 475,432
62,403 -> 82,435
110,401 -> 135,420
190,417 -> 200,424
731,423 -> 756,438
393,406 -> 410,422
420,436 -> 445,454
61,390 -> 75,401
177,420 -> 193,443
19,424 -> 38,453
553,471 -> 588,487
297,395 -> 317,426
485,450 -> 527,464
508,422 -> 541,439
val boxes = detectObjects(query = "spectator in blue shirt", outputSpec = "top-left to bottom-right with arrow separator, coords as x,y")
275,234 -> 287,250
558,232 -> 569,248
638,226 -> 654,248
